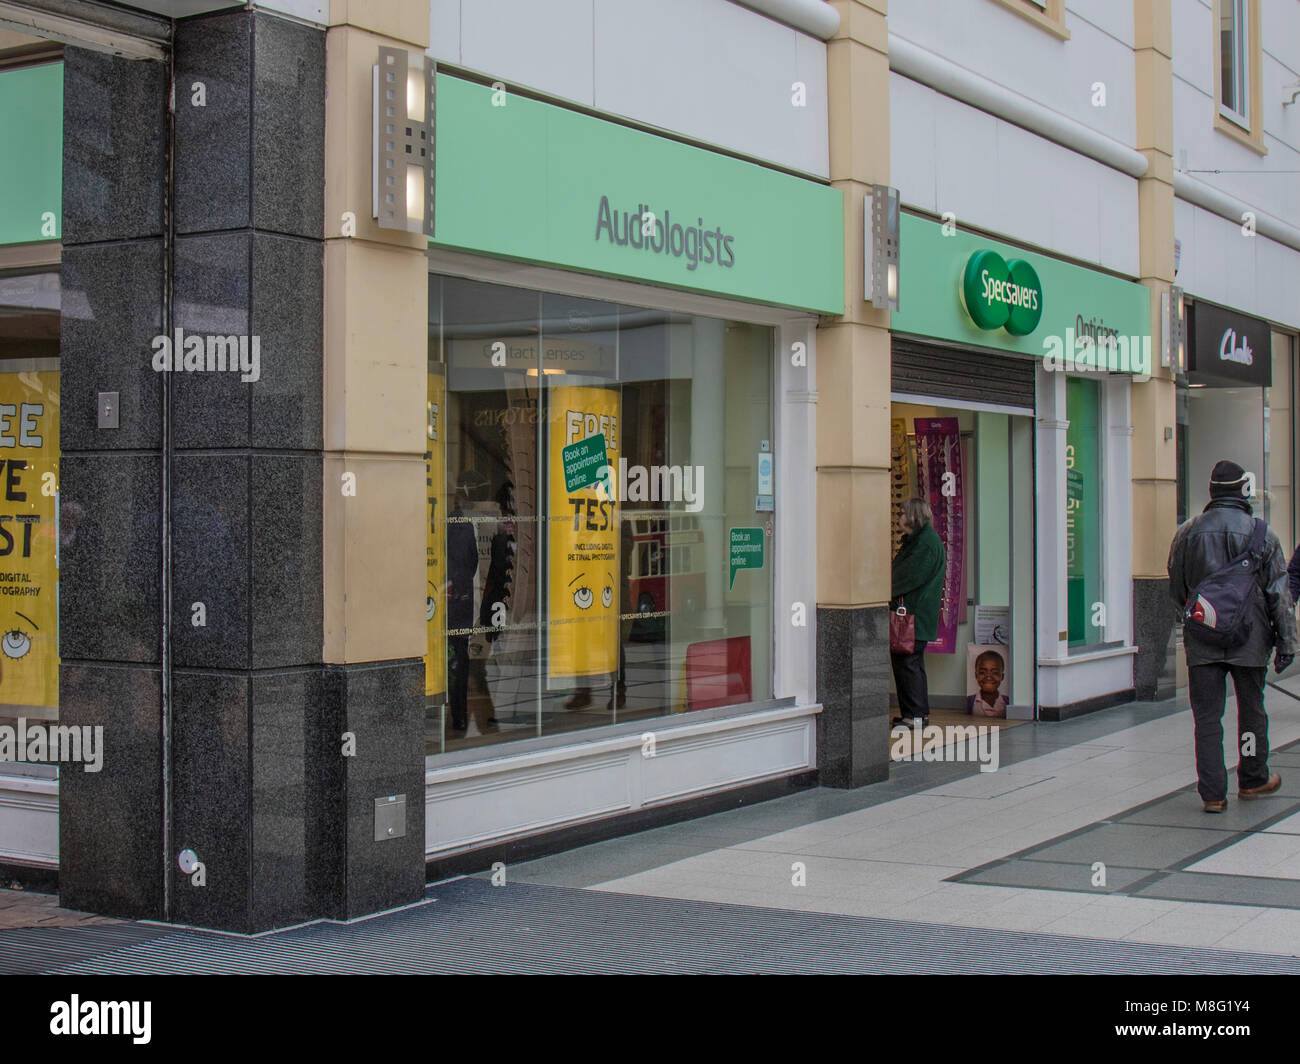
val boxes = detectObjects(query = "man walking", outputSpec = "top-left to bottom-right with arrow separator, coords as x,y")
1168,460 -> 1297,813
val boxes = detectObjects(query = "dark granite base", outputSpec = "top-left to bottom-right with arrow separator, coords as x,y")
1039,688 -> 1136,722
169,668 -> 323,933
816,606 -> 890,788
58,664 -> 164,919
1134,578 -> 1178,701
322,660 -> 427,920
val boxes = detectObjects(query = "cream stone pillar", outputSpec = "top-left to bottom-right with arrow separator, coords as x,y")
323,1 -> 428,663
817,0 -> 893,787
319,0 -> 430,911
1132,0 -> 1179,699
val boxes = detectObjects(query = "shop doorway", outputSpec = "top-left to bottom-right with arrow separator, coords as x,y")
1183,385 -> 1266,518
888,399 -> 1035,729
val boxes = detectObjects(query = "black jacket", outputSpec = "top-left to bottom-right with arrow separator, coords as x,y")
1167,499 -> 1298,667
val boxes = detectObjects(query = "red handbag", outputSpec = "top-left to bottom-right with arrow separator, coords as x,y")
889,600 -> 915,654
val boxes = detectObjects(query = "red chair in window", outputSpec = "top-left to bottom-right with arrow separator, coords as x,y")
685,636 -> 752,711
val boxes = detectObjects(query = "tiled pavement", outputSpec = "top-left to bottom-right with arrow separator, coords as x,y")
500,675 -> 1300,955
954,743 -> 1300,910
6,676 -> 1300,968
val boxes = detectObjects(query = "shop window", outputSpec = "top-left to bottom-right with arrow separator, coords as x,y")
1065,378 -> 1103,649
425,274 -> 774,755
0,270 -> 60,742
1213,0 -> 1265,153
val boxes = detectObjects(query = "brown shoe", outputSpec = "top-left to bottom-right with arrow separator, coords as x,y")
1240,773 -> 1282,799
1204,800 -> 1228,813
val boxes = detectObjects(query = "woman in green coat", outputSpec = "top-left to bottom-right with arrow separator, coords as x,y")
891,497 -> 947,727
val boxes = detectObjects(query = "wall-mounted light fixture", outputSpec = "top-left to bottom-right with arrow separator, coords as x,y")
1161,284 -> 1185,371
864,185 -> 900,311
373,47 -> 435,235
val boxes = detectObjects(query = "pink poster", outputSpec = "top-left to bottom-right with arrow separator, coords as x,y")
913,418 -> 964,654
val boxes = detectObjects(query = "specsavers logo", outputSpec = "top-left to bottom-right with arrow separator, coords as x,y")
961,250 -> 1043,336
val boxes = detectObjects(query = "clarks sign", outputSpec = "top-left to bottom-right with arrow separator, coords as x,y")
1189,302 -> 1270,387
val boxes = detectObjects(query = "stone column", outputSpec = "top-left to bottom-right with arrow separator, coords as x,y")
58,45 -> 169,920
816,0 -> 893,787
319,0 -> 430,920
1132,0 -> 1179,700
59,0 -> 430,932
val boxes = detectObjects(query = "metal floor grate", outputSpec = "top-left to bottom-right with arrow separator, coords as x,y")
1,879 -> 1295,974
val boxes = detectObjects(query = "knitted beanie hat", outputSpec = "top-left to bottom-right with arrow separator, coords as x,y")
1209,459 -> 1249,499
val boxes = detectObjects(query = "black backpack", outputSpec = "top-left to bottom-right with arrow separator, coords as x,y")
1182,519 -> 1269,648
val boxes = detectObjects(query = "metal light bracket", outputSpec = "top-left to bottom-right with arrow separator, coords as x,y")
373,47 -> 436,235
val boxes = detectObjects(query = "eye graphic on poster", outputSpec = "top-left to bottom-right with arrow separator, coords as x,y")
967,644 -> 1009,719
3,621 -> 33,658
0,370 -> 59,713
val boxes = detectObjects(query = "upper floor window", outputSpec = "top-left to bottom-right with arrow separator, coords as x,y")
1219,0 -> 1249,126
1212,0 -> 1264,153
987,0 -> 1068,41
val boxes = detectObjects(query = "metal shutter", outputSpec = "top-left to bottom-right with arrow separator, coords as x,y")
890,336 -> 1036,411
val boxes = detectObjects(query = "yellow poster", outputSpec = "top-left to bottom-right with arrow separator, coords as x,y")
548,383 -> 620,683
0,370 -> 58,711
424,368 -> 446,699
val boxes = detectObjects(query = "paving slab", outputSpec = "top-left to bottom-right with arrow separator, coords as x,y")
958,859 -> 1152,894
1021,822 -> 1231,870
1135,872 -> 1300,910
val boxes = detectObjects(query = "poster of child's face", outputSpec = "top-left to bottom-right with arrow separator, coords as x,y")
967,645 -> 1009,718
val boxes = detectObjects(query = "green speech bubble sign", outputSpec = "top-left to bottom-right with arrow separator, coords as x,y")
562,432 -> 608,493
728,527 -> 764,590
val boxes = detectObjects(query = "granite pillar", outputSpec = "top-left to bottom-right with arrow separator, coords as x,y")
59,8 -> 425,931
1134,576 -> 1178,701
816,606 -> 891,788
58,46 -> 167,919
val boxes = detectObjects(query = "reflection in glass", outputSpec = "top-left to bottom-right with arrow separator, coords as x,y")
425,275 -> 773,756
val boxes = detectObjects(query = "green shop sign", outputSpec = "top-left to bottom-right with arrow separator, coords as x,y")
892,215 -> 1152,374
0,62 -> 62,246
962,250 -> 1042,336
432,75 -> 843,314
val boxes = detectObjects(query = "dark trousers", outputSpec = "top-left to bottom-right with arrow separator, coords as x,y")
448,634 -> 470,731
891,640 -> 930,720
1188,662 -> 1270,802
